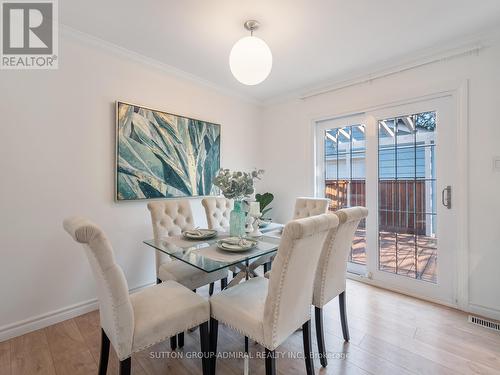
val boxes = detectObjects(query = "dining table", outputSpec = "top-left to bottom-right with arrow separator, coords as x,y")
143,223 -> 284,375
143,222 -> 284,288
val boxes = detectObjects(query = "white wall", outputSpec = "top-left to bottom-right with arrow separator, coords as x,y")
0,31 -> 261,338
1,27 -> 499,340
259,43 -> 500,318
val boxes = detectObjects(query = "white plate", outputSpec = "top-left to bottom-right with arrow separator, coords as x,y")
217,238 -> 257,252
182,229 -> 218,240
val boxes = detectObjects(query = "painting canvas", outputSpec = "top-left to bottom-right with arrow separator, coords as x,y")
116,102 -> 220,200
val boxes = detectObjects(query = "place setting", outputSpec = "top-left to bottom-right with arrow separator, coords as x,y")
182,228 -> 218,240
216,236 -> 258,252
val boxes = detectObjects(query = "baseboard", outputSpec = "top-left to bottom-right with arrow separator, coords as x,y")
0,281 -> 154,342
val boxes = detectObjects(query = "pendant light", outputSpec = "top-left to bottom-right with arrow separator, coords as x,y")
229,20 -> 273,85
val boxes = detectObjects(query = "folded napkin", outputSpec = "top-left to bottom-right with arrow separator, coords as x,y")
183,229 -> 216,237
220,237 -> 254,247
184,229 -> 204,236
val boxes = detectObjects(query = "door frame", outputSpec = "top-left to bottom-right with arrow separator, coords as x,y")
311,80 -> 469,309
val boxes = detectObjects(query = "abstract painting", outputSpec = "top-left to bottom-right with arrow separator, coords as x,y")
116,102 -> 220,200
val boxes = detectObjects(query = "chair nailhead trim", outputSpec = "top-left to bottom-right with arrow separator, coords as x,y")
129,318 -> 209,358
270,238 -> 296,348
211,317 -> 269,349
87,243 -> 132,360
318,228 -> 337,308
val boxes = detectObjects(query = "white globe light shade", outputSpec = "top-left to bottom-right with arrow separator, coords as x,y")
229,36 -> 272,85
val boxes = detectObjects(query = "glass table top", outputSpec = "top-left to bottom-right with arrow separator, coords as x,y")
143,224 -> 283,273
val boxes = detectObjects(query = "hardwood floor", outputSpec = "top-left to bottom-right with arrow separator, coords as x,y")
2,279 -> 499,375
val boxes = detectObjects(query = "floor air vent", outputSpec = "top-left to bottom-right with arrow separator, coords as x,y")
468,315 -> 500,332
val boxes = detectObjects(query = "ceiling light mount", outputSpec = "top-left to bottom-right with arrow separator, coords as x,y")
244,20 -> 260,35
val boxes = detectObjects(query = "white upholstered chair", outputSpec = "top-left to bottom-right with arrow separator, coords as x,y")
259,196 -> 331,275
201,197 -> 233,232
147,199 -> 227,349
209,213 -> 340,375
201,197 -> 246,277
313,206 -> 368,367
63,217 -> 210,375
293,197 -> 330,219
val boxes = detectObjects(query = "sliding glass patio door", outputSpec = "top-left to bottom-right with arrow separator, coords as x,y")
315,96 -> 458,304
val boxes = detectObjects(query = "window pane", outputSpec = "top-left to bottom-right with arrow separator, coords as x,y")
378,111 -> 437,283
417,223 -> 437,283
397,234 -> 416,279
324,124 -> 366,266
379,231 -> 396,273
379,147 -> 396,180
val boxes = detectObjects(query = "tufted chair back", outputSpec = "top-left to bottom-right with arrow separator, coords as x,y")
63,217 -> 134,360
147,200 -> 195,275
293,197 -> 330,219
201,197 -> 233,231
313,207 -> 368,308
263,213 -> 339,349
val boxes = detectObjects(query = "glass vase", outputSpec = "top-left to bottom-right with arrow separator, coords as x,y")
229,200 -> 246,237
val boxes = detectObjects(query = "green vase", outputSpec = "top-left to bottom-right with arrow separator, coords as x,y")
229,200 -> 246,237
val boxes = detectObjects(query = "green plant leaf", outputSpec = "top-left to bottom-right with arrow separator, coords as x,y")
261,207 -> 272,216
256,192 -> 274,211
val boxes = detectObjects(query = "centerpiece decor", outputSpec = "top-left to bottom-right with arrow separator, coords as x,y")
213,169 -> 264,236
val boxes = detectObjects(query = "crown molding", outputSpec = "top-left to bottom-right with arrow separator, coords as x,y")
298,42 -> 482,100
262,25 -> 500,106
59,24 -> 500,109
60,25 -> 262,107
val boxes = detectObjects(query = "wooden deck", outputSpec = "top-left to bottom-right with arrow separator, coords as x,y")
1,280 -> 499,375
350,230 -> 437,283
326,179 -> 438,282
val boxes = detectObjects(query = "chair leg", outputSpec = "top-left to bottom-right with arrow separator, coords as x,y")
265,349 -> 276,375
170,335 -> 177,350
263,262 -> 269,274
209,318 -> 219,375
220,277 -> 227,290
98,329 -> 110,375
119,357 -> 131,375
302,320 -> 314,375
199,322 -> 210,375
178,332 -> 184,348
339,291 -> 350,342
315,307 -> 327,367
209,282 -> 214,296
244,336 -> 249,375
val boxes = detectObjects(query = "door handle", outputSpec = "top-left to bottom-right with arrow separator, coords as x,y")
441,186 -> 451,209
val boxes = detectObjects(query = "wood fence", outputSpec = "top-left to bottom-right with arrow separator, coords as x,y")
325,180 -> 427,235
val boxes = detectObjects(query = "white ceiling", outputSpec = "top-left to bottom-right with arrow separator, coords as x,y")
61,0 -> 500,102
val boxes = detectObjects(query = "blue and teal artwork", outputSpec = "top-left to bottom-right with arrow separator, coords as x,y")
116,102 -> 220,200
